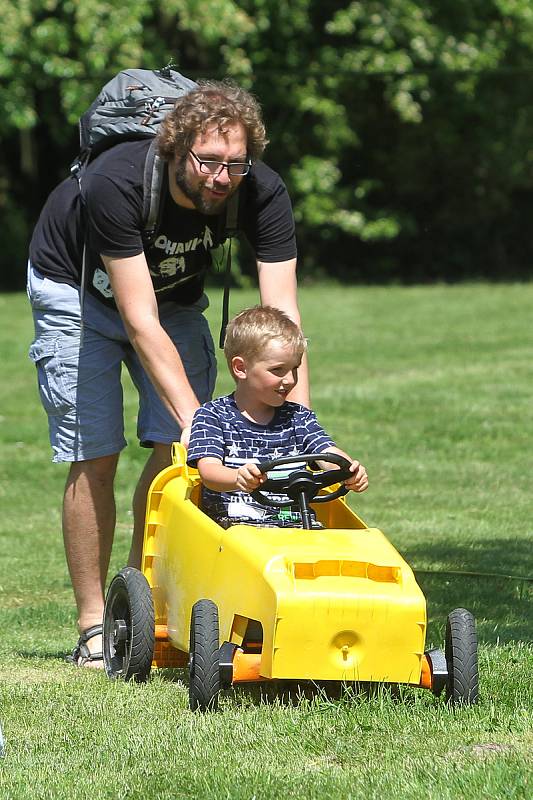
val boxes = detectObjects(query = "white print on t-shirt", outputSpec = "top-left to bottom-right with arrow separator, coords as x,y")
224,452 -> 302,468
154,225 -> 214,256
92,263 -> 192,298
147,225 -> 215,280
93,268 -> 114,298
223,453 -> 306,512
226,499 -> 267,520
91,224 -> 216,299
155,256 -> 186,277
153,275 -> 198,293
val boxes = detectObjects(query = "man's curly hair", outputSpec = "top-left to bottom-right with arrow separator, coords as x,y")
157,80 -> 268,162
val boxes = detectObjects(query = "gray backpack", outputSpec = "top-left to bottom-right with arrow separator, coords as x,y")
72,66 -> 240,343
71,66 -> 201,244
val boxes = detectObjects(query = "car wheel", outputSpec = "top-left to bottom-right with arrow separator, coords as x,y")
445,607 -> 479,705
103,567 -> 155,682
189,599 -> 220,712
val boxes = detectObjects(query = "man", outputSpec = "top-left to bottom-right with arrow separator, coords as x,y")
27,81 -> 309,667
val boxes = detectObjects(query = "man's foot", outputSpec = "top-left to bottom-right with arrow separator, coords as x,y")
66,624 -> 104,669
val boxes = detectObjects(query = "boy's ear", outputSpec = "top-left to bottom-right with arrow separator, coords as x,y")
231,356 -> 247,380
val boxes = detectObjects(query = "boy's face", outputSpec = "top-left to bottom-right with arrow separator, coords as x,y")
234,340 -> 302,407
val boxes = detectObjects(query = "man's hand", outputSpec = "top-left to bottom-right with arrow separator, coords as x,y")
180,425 -> 192,448
235,462 -> 266,492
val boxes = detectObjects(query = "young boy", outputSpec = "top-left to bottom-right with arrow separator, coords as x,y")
187,306 -> 368,527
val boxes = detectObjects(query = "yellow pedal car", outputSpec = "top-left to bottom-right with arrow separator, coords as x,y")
103,445 -> 479,711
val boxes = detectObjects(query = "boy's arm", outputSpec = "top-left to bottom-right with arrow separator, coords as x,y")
197,457 -> 266,493
317,446 -> 369,493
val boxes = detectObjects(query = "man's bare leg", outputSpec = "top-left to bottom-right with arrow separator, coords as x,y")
63,453 -> 119,664
129,443 -> 173,569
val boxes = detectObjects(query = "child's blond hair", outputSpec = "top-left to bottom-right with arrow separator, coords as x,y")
224,306 -> 306,371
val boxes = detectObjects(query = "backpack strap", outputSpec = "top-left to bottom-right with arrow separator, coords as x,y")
219,239 -> 233,348
70,156 -> 91,348
141,139 -> 241,348
224,190 -> 240,238
142,139 -> 167,245
219,190 -> 241,347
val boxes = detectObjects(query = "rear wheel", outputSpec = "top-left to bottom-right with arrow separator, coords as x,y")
103,567 -> 155,682
445,608 -> 479,705
189,599 -> 220,712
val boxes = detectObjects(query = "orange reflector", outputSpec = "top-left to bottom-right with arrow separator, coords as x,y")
155,624 -> 169,640
232,651 -> 263,683
419,654 -> 432,689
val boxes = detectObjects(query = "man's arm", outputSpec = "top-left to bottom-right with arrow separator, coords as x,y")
257,257 -> 310,408
103,253 -> 200,439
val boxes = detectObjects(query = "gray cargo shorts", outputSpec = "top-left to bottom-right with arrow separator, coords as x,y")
27,263 -> 216,463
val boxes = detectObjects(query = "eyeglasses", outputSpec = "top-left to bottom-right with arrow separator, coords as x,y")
189,150 -> 252,177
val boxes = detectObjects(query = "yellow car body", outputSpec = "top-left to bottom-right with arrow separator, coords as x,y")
142,444 -> 427,687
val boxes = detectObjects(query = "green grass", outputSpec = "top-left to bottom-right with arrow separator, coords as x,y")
0,284 -> 531,799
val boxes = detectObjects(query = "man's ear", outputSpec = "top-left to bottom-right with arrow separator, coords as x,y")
231,356 -> 247,380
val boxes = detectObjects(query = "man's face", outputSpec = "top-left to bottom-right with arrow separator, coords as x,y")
173,122 -> 248,215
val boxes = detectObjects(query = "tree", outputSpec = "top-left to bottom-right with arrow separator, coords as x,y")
2,0 -> 533,288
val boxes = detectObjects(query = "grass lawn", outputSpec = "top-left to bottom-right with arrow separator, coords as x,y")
0,283 -> 531,799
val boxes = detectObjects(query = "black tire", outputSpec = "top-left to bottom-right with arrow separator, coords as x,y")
103,567 -> 155,682
445,608 -> 479,705
189,599 -> 220,712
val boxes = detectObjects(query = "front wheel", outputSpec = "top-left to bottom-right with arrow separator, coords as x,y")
103,567 -> 155,682
445,608 -> 479,705
189,599 -> 221,712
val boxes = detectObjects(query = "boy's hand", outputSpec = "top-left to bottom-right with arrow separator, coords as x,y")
344,460 -> 369,493
235,462 -> 266,492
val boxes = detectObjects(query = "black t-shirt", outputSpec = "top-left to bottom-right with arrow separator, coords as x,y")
29,139 -> 297,308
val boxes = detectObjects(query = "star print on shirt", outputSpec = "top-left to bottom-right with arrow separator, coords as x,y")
187,396 -> 335,524
228,442 -> 240,458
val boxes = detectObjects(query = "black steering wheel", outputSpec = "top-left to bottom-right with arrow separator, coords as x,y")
250,452 -> 353,529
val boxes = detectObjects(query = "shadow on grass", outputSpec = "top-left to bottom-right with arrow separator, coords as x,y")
156,668 -> 433,709
5,533 -> 531,667
401,533 -> 531,579
417,573 -> 531,647
402,535 -> 533,646
15,650 -> 69,662
226,680 -> 437,710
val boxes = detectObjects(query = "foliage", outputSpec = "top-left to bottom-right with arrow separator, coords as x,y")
1,1 -> 533,288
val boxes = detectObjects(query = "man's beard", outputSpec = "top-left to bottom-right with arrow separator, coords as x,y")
174,157 -> 232,215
